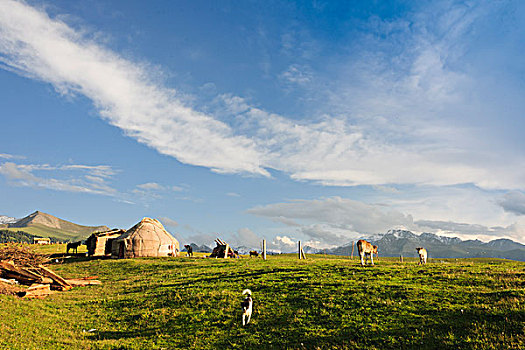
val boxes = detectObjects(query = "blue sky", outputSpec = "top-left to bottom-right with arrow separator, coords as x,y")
1,0 -> 524,250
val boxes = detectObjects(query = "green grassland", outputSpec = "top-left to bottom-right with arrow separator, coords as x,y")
0,252 -> 523,349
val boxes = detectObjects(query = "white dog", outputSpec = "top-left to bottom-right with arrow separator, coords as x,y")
241,289 -> 253,326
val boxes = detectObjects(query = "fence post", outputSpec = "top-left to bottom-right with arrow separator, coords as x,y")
262,239 -> 266,260
298,241 -> 302,259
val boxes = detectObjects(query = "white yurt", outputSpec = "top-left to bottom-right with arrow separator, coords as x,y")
111,218 -> 179,258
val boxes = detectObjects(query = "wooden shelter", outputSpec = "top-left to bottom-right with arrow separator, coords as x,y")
33,237 -> 50,245
86,229 -> 126,257
209,238 -> 237,258
111,218 -> 179,259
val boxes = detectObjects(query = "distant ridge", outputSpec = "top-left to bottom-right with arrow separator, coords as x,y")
309,230 -> 525,261
1,211 -> 108,242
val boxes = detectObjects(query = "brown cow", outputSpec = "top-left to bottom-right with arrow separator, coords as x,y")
357,239 -> 378,266
249,251 -> 259,258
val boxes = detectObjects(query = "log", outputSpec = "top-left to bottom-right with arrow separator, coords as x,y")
0,261 -> 51,284
37,265 -> 71,288
65,279 -> 102,287
20,284 -> 52,299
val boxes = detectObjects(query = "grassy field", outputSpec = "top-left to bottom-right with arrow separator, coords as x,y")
0,250 -> 523,349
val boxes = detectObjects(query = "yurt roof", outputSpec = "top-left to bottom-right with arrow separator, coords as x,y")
116,217 -> 177,243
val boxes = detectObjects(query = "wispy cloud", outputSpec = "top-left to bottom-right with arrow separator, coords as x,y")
136,182 -> 164,191
0,161 -> 117,195
247,195 -> 525,244
1,0 -> 524,191
247,196 -> 415,244
279,64 -> 313,86
0,153 -> 25,160
132,182 -> 188,200
415,219 -> 524,243
0,0 -> 267,177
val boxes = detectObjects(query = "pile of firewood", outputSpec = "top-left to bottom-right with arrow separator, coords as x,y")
0,244 -> 101,299
0,244 -> 50,266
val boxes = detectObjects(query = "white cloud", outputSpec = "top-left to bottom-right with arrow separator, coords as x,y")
415,219 -> 525,243
0,161 -> 117,195
279,64 -> 313,85
0,0 -> 267,177
172,185 -> 185,192
0,153 -> 25,160
247,196 -> 415,245
1,0 -> 524,191
61,164 -> 116,178
136,182 -> 164,191
269,235 -> 297,253
232,228 -> 262,249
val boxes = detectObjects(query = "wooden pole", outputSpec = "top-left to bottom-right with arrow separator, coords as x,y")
298,241 -> 302,259
400,254 -> 403,262
351,241 -> 354,259
301,247 -> 306,260
224,244 -> 229,258
262,239 -> 266,260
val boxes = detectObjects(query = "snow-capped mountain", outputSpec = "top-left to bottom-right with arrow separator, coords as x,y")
0,215 -> 17,224
322,230 -> 525,261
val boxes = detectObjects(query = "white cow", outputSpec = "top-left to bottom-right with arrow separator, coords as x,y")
357,239 -> 378,266
416,247 -> 427,264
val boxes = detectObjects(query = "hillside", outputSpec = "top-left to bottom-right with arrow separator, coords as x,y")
1,211 -> 108,242
0,254 -> 523,349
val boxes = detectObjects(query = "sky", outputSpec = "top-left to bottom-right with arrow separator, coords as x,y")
1,0 -> 524,250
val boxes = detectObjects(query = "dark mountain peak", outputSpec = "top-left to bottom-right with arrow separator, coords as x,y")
485,239 -> 525,251
184,243 -> 212,253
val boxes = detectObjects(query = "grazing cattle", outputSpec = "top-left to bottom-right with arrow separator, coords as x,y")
357,239 -> 378,266
416,247 -> 427,265
66,241 -> 81,254
184,245 -> 193,257
249,250 -> 259,258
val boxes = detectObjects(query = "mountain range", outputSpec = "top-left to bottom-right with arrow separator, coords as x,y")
2,211 -> 524,260
0,211 -> 108,242
308,230 -> 525,261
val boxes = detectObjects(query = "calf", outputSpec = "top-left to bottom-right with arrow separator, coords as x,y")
357,239 -> 378,266
249,250 -> 259,258
416,247 -> 427,265
184,245 -> 193,257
